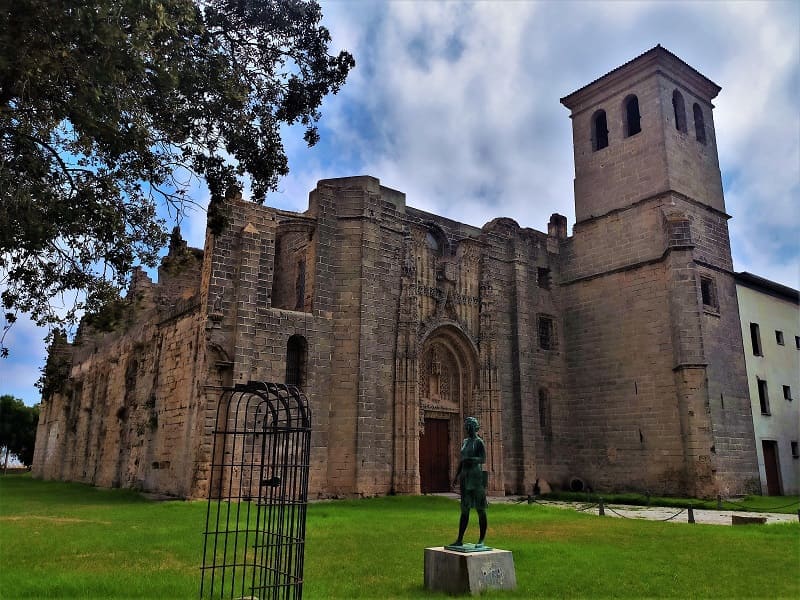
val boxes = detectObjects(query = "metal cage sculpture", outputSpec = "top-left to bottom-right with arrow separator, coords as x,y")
201,382 -> 312,599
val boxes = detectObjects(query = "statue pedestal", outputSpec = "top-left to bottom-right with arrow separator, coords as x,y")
424,546 -> 517,595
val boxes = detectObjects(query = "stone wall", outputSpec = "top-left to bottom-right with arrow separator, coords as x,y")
33,241 -> 208,497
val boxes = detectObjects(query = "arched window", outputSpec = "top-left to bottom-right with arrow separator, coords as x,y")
285,335 -> 307,388
425,224 -> 447,257
693,103 -> 706,144
591,110 -> 608,151
672,90 -> 687,133
425,231 -> 440,254
624,95 -> 641,137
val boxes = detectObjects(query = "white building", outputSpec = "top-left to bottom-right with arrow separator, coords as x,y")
735,272 -> 800,495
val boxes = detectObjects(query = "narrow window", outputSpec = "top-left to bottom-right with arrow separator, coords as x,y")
538,388 -> 552,439
750,323 -> 763,356
538,388 -> 549,430
783,385 -> 792,401
285,334 -> 308,388
624,95 -> 641,137
592,110 -> 608,151
426,231 -> 440,253
792,441 -> 799,459
672,90 -> 687,132
796,335 -> 800,350
775,330 -> 785,346
295,259 -> 306,311
537,267 -> 551,290
538,315 -> 555,350
693,103 -> 706,144
700,276 -> 718,311
757,378 -> 770,415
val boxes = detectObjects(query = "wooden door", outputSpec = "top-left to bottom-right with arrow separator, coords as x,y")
762,440 -> 782,495
419,419 -> 450,493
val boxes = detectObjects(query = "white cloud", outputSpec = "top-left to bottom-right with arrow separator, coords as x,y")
306,0 -> 799,283
5,0 -> 799,402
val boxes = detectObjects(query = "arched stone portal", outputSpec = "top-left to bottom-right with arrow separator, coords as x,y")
417,326 -> 480,493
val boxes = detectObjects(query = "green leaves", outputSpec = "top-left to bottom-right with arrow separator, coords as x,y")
0,395 -> 39,466
0,0 -> 353,351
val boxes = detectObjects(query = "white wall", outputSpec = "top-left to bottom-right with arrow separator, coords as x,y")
736,282 -> 800,495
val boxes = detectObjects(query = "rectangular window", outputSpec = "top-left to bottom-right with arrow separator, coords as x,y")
776,330 -> 785,345
795,335 -> 800,350
294,259 -> 306,311
750,323 -> 763,356
538,388 -> 549,429
792,441 -> 799,459
757,378 -> 770,415
537,267 -> 551,290
783,385 -> 792,401
700,276 -> 718,311
538,315 -> 555,350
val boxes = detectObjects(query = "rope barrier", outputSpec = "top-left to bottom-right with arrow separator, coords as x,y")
658,508 -> 687,522
515,493 -> 798,519
603,504 -> 686,521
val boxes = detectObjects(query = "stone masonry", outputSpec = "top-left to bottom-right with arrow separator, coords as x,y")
33,46 -> 760,499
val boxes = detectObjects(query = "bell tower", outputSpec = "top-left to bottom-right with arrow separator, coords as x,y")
561,45 -> 724,223
558,46 -> 759,497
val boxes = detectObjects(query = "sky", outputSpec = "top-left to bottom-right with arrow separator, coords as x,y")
3,0 -> 799,406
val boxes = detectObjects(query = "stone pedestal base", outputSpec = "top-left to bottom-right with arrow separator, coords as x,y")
424,547 -> 516,595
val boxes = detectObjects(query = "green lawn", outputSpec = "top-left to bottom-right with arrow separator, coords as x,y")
1,475 -> 798,598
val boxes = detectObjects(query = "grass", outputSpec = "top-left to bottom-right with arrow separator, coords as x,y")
539,491 -> 800,514
1,475 -> 798,598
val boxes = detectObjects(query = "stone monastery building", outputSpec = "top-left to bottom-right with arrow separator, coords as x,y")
33,47 -> 761,499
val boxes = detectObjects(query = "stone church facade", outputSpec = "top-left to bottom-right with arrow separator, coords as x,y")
33,46 -> 760,499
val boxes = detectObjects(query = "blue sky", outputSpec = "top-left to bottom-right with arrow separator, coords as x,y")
3,0 -> 799,406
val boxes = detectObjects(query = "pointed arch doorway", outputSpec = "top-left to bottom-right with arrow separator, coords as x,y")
417,325 -> 479,493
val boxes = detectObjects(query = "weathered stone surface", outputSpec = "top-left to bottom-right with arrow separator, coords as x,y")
33,47 -> 759,500
424,547 -> 517,595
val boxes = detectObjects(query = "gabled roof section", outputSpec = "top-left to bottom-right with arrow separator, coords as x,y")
560,45 -> 721,113
735,272 -> 799,304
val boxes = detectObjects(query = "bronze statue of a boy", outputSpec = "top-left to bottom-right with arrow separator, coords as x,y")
451,416 -> 487,547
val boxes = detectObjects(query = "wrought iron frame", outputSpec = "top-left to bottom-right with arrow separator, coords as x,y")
201,382 -> 311,599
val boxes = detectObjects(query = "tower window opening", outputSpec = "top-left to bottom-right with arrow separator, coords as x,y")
624,95 -> 641,137
700,276 -> 718,311
592,110 -> 608,151
693,103 -> 707,144
672,90 -> 687,133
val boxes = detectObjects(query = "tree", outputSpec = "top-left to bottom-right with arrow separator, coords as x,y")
0,0 -> 354,353
0,395 -> 40,470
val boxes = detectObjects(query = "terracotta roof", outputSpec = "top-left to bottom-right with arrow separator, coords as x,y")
560,45 -> 721,108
